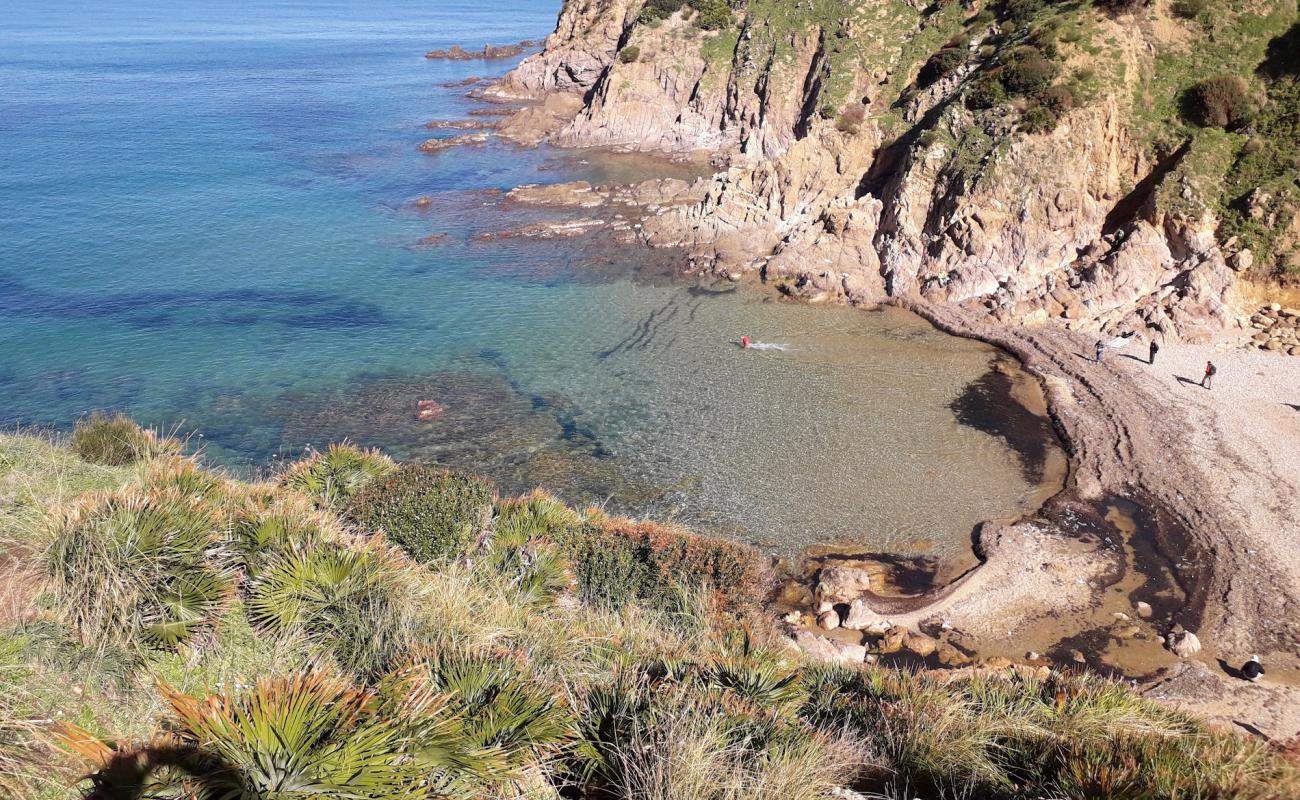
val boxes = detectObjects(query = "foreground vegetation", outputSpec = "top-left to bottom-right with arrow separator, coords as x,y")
2,419 -> 1298,798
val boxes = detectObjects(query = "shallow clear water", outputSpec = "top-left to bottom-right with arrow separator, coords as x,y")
0,0 -> 1061,561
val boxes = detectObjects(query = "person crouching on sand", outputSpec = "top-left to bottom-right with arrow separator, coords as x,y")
1201,360 -> 1216,389
1148,339 -> 1159,365
1094,340 -> 1105,362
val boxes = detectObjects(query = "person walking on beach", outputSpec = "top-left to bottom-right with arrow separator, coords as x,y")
1148,339 -> 1160,365
1201,360 -> 1216,389
1094,340 -> 1105,363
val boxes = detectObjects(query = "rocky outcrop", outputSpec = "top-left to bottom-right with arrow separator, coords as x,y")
486,0 -> 641,97
425,41 -> 534,60
491,0 -> 1251,339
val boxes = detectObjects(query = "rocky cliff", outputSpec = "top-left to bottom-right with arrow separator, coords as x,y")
495,0 -> 1300,338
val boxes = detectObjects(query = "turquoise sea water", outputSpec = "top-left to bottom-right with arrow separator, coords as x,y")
0,0 -> 1061,560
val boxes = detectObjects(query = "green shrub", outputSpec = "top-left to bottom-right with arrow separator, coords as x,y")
918,47 -> 967,88
1002,46 -> 1058,95
966,72 -> 1008,109
59,672 -> 430,799
1186,74 -> 1257,129
1002,0 -> 1045,26
47,487 -> 233,649
637,0 -> 730,30
280,442 -> 394,510
70,413 -> 177,466
552,516 -> 771,612
346,464 -> 495,564
639,0 -> 685,24
1096,0 -> 1150,14
691,0 -> 732,31
619,44 -> 641,64
1171,0 -> 1208,20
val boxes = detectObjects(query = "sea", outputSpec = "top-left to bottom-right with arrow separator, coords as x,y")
0,0 -> 1063,563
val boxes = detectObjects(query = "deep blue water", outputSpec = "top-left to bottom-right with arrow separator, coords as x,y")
0,0 -> 1058,557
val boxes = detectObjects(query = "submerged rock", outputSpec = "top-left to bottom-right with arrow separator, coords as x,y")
419,134 -> 490,154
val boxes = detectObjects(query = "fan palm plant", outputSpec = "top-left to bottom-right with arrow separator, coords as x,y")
46,487 -> 234,649
229,494 -> 340,578
248,542 -> 424,680
402,648 -> 572,789
54,672 -> 440,800
483,522 -> 571,609
279,443 -> 394,510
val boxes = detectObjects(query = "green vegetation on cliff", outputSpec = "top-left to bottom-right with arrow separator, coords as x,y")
1,424 -> 1297,799
627,0 -> 1299,276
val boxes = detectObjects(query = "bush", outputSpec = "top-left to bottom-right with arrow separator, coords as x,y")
918,47 -> 967,88
346,465 -> 495,564
1186,74 -> 1257,129
1039,84 -> 1074,115
402,648 -> 572,787
280,442 -> 394,510
551,517 -> 772,612
1171,0 -> 1208,20
1002,0 -> 1045,26
56,672 -> 432,799
231,493 -> 340,576
70,413 -> 177,466
46,488 -> 232,649
639,0 -> 685,24
637,0 -> 730,30
1002,46 -> 1058,95
691,0 -> 733,31
835,104 -> 867,134
966,72 -> 1008,109
619,44 -> 641,64
249,541 -> 425,678
1096,0 -> 1150,14
1020,102 -> 1059,133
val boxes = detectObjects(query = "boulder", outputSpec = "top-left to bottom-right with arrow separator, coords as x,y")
815,565 -> 883,605
878,626 -> 908,654
817,610 -> 840,631
1168,630 -> 1202,658
905,629 -> 938,658
841,598 -> 893,634
794,631 -> 866,665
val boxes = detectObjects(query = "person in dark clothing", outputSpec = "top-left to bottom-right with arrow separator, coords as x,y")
1148,340 -> 1160,365
1095,340 -> 1105,363
1201,360 -> 1216,389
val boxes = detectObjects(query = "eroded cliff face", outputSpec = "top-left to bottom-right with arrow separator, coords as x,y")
494,0 -> 1254,338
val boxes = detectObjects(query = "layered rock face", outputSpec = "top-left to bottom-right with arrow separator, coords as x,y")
494,0 -> 1256,338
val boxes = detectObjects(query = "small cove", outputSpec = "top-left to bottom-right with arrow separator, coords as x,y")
0,0 -> 1065,568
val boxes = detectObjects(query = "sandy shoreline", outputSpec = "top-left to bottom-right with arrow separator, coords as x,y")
911,300 -> 1300,740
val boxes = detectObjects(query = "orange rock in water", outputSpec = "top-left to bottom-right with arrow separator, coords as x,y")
416,399 -> 444,421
